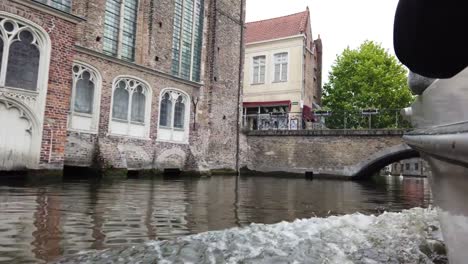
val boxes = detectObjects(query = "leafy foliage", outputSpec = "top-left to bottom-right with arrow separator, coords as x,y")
322,41 -> 413,128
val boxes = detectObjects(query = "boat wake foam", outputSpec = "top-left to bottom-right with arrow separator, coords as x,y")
57,208 -> 446,264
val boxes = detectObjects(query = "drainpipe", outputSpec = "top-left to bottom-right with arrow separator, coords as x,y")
235,0 -> 245,174
301,35 -> 306,107
47,124 -> 53,164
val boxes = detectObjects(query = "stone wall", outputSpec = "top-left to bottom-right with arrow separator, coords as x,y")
241,130 -> 407,177
203,0 -> 244,171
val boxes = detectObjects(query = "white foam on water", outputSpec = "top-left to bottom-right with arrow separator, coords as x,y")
145,207 -> 444,264
59,208 -> 444,264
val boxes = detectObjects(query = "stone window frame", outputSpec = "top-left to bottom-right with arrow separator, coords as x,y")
273,52 -> 289,83
108,75 -> 152,139
157,88 -> 191,144
171,0 -> 204,82
103,0 -> 139,62
252,55 -> 266,85
68,61 -> 102,133
0,12 -> 52,169
0,15 -> 50,93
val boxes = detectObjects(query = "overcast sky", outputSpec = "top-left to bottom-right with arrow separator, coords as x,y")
246,0 -> 400,84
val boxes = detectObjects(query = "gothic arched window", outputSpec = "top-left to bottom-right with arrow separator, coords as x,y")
131,85 -> 146,123
110,76 -> 152,138
69,62 -> 102,132
159,93 -> 172,127
174,95 -> 185,129
157,89 -> 190,143
0,18 -> 46,91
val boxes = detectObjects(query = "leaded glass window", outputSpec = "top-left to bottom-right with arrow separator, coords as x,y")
104,0 -> 138,62
112,77 -> 149,123
159,93 -> 172,127
171,0 -> 204,82
174,96 -> 185,129
158,89 -> 190,143
103,0 -> 121,57
159,91 -> 186,129
72,65 -> 95,114
0,16 -> 50,93
34,0 -> 72,13
274,52 -> 288,82
5,30 -> 39,90
252,56 -> 266,84
113,81 -> 129,120
131,86 -> 146,123
0,37 -> 3,74
69,62 -> 102,132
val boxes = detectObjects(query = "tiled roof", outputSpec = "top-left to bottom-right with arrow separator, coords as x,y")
246,9 -> 309,44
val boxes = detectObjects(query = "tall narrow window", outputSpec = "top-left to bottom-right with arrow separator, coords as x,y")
73,66 -> 94,114
69,63 -> 102,132
252,56 -> 266,84
159,93 -> 172,127
131,86 -> 146,123
172,0 -> 204,82
112,80 -> 130,120
110,77 -> 151,138
273,52 -> 288,82
103,0 -> 139,62
5,30 -> 40,90
158,89 -> 190,143
0,19 -> 44,91
0,37 -> 4,73
174,96 -> 185,129
34,0 -> 72,12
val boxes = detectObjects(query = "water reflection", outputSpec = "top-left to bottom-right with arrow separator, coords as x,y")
0,175 -> 432,263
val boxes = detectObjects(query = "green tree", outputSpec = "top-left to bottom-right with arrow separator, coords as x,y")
322,41 -> 413,129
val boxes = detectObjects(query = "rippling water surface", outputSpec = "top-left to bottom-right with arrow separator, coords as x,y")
0,175 -> 432,263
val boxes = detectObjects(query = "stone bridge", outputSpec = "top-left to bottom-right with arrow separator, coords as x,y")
240,130 -> 419,180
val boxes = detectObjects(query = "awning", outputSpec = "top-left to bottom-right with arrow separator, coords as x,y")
303,105 -> 315,122
243,100 -> 291,110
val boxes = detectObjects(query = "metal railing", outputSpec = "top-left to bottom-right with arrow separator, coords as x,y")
242,109 -> 411,131
243,112 -> 309,131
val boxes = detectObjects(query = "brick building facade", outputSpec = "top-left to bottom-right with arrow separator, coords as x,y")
0,0 -> 245,175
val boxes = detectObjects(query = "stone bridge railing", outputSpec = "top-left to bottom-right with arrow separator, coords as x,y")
240,129 -> 417,180
245,129 -> 407,137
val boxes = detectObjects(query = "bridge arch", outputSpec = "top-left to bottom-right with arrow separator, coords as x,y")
352,144 -> 420,180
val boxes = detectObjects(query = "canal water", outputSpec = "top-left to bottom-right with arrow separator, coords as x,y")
0,175 -> 433,263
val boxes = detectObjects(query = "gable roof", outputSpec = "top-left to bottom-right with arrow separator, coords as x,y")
246,9 -> 309,44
